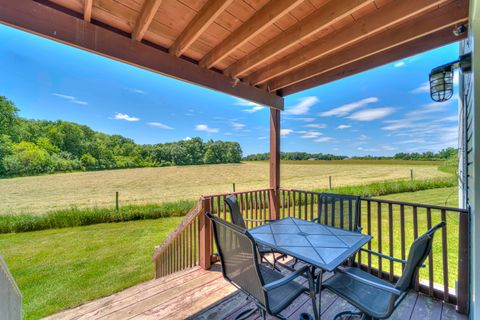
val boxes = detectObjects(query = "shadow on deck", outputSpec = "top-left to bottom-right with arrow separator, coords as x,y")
44,263 -> 467,320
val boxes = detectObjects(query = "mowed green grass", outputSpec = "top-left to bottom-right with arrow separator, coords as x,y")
0,218 -> 182,320
0,160 -> 447,215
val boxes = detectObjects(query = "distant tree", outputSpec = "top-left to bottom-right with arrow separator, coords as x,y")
3,142 -> 54,176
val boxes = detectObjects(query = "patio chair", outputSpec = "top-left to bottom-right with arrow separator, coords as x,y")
224,195 -> 281,270
207,211 -> 319,320
322,221 -> 445,320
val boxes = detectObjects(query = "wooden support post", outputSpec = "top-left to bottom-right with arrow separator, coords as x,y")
199,198 -> 212,270
329,176 -> 332,190
457,211 -> 469,313
410,169 -> 414,181
115,191 -> 119,211
269,108 -> 280,220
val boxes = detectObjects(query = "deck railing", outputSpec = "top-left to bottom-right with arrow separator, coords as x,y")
153,187 -> 469,314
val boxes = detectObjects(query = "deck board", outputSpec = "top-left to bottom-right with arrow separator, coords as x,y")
44,263 -> 468,320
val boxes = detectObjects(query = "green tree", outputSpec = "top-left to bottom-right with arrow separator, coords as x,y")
2,142 -> 54,176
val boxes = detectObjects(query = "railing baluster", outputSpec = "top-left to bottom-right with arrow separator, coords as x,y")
441,209 -> 449,303
281,190 -> 286,219
340,198 -> 344,229
413,205 -> 419,291
400,204 -> 406,271
292,191 -> 296,218
358,200 -> 362,266
426,207 -> 434,296
304,192 -> 308,220
222,195 -> 227,221
377,202 -> 383,278
367,200 -> 372,273
310,193 -> 314,221
388,203 -> 394,282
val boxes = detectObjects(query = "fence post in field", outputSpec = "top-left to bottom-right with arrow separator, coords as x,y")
199,197 -> 212,270
329,176 -> 332,190
115,192 -> 119,211
410,169 -> 414,181
456,210 -> 469,313
232,183 -> 236,192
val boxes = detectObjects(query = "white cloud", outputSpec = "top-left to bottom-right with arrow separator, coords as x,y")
52,93 -> 89,106
396,139 -> 426,144
305,123 -> 326,129
195,124 -> 219,133
231,122 -> 246,131
114,112 -> 140,122
258,136 -> 268,140
382,145 -> 398,151
437,115 -> 458,122
284,117 -> 316,122
285,96 -> 318,115
313,137 -> 334,143
358,134 -> 368,140
147,122 -> 174,130
410,82 -> 430,94
394,61 -> 406,68
348,107 -> 394,121
184,137 -> 192,141
382,119 -> 415,131
319,97 -> 378,117
336,124 -> 351,129
235,98 -> 265,113
280,129 -> 294,136
300,131 -> 322,139
128,88 -> 146,94
407,100 -> 453,117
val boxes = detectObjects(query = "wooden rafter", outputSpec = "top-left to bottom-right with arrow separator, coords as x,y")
267,0 -> 468,92
131,0 -> 163,41
169,0 -> 234,57
199,0 -> 304,70
248,0 -> 449,86
280,26 -> 466,96
0,0 -> 283,110
83,0 -> 93,22
225,0 -> 374,78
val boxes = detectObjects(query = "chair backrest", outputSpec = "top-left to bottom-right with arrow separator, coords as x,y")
318,193 -> 361,232
395,222 -> 445,291
224,195 -> 247,229
206,212 -> 266,306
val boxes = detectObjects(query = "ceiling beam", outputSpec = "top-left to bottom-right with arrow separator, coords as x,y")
225,0 -> 374,78
267,0 -> 468,92
84,0 -> 93,22
131,0 -> 163,41
199,0 -> 304,70
248,0 -> 449,86
280,26 -> 467,96
0,0 -> 283,110
169,0 -> 234,57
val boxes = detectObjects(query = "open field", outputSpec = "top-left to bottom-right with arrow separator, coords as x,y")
0,160 -> 448,215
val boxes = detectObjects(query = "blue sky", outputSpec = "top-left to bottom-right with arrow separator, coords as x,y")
0,24 -> 460,156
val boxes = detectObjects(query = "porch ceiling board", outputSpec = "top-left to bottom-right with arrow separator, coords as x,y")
83,0 -> 93,22
279,26 -> 467,96
0,0 -> 284,110
131,0 -> 163,42
269,0 -> 469,93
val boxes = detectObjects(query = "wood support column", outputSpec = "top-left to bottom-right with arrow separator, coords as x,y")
269,108 -> 280,220
199,198 -> 212,270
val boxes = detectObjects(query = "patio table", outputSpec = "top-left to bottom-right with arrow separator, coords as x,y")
249,217 -> 372,318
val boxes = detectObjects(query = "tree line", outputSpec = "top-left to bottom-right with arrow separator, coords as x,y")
0,96 -> 242,177
244,148 -> 457,162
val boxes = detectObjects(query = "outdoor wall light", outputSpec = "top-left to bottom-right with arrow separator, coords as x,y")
429,53 -> 472,102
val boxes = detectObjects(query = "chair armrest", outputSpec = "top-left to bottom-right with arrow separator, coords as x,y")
263,266 -> 311,292
244,218 -> 275,223
336,268 -> 402,296
359,249 -> 426,268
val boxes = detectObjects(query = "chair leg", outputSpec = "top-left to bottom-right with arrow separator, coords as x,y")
333,310 -> 364,319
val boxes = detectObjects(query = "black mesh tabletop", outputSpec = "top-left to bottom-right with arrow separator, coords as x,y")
249,217 -> 372,272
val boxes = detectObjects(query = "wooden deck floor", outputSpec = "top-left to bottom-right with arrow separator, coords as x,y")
44,264 -> 467,320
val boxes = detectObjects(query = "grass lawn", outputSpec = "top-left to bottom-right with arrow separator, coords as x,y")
0,160 -> 447,215
0,217 -> 182,320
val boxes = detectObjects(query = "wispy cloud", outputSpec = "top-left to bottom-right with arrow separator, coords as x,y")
305,123 -> 326,129
258,136 -> 268,140
299,131 -> 322,139
348,107 -> 394,121
407,100 -> 454,117
319,97 -> 378,117
394,61 -> 406,68
235,98 -> 265,113
114,112 -> 140,122
284,117 -> 315,122
336,124 -> 351,129
285,96 -> 318,115
410,82 -> 430,94
195,124 -> 219,133
382,145 -> 398,151
128,88 -> 146,94
232,122 -> 246,131
313,137 -> 334,143
280,129 -> 294,136
147,122 -> 174,130
358,134 -> 369,140
52,93 -> 89,106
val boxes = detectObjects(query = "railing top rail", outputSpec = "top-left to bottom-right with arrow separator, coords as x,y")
201,188 -> 273,199
279,188 -> 467,214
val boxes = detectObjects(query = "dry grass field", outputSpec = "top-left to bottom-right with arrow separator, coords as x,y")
0,160 -> 448,215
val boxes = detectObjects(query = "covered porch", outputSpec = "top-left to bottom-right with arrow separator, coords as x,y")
1,0 -> 477,319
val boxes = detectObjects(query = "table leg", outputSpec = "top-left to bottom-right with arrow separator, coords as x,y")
316,269 -> 323,318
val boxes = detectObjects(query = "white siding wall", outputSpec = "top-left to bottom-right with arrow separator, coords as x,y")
0,256 -> 22,320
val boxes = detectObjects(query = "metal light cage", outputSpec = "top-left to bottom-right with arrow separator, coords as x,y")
429,67 -> 454,102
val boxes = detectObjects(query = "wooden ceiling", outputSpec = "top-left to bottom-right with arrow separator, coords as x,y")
0,0 -> 470,109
